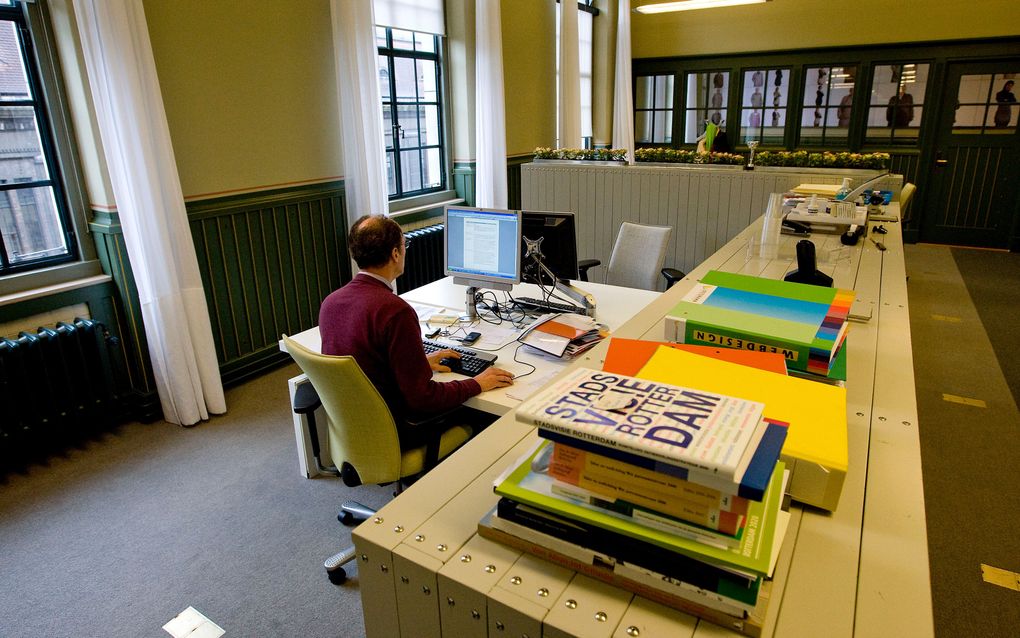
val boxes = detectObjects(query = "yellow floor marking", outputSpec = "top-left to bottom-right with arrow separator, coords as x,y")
930,314 -> 962,323
942,393 -> 987,408
981,564 -> 1020,592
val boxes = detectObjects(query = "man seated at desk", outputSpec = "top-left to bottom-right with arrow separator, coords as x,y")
319,214 -> 513,435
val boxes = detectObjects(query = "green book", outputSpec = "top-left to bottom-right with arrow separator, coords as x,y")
664,272 -> 853,378
494,441 -> 787,578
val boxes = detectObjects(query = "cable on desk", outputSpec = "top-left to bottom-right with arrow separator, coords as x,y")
511,343 -> 537,379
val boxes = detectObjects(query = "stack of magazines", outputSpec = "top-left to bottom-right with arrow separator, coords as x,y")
517,312 -> 606,358
480,366 -> 791,636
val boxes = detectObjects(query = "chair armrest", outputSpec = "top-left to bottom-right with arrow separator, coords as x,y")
577,258 -> 601,282
661,267 -> 685,290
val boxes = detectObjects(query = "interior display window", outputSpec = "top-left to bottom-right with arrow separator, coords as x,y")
634,74 -> 674,144
865,62 -> 930,145
800,65 -> 856,146
684,71 -> 729,145
951,74 -> 1018,134
740,67 -> 790,145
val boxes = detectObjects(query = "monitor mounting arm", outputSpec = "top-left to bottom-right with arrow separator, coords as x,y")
523,236 -> 596,317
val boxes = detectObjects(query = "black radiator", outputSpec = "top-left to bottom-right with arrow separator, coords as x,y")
397,224 -> 445,294
0,318 -> 123,473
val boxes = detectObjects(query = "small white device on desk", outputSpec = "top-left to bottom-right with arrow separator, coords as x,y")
784,193 -> 867,232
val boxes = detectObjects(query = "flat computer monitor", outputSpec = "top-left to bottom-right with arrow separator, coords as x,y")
521,211 -> 579,285
444,206 -> 522,292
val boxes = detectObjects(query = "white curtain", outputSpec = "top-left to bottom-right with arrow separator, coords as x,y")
72,0 -> 225,426
373,0 -> 445,35
612,0 -> 635,163
558,0 -> 582,149
331,0 -> 390,224
475,0 -> 507,209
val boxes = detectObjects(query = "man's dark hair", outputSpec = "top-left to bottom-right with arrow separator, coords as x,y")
349,214 -> 403,269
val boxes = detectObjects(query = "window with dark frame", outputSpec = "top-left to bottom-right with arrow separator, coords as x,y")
634,74 -> 674,144
376,26 -> 446,200
800,65 -> 857,147
683,71 -> 729,144
739,67 -> 791,146
866,62 -> 930,146
0,3 -> 76,276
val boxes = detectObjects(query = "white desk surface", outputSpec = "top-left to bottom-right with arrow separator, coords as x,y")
351,205 -> 933,638
282,278 -> 659,416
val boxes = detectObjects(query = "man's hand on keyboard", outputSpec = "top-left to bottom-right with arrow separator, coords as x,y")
426,348 -> 461,372
475,366 -> 514,392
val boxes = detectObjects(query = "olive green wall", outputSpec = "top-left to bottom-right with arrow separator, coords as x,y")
502,0 -> 557,156
632,0 -> 1020,58
142,0 -> 342,198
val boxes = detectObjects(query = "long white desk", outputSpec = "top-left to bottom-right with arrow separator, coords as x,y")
280,279 -> 658,476
350,205 -> 934,638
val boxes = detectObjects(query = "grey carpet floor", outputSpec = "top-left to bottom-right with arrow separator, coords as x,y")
4,247 -> 1020,637
0,363 -> 392,638
905,244 -> 1020,638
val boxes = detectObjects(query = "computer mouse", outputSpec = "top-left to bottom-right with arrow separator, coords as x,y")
439,357 -> 461,372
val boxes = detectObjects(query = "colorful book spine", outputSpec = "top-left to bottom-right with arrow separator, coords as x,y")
493,441 -> 787,577
549,481 -> 744,545
515,367 -> 766,481
539,417 -> 788,502
548,441 -> 750,517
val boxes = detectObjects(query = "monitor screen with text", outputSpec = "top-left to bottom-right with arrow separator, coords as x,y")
444,206 -> 522,289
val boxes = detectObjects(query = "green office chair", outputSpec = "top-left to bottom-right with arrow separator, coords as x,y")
578,222 -> 685,291
282,335 -> 473,584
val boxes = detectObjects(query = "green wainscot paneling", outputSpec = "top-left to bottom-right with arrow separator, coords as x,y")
453,155 -> 534,209
187,180 -> 350,386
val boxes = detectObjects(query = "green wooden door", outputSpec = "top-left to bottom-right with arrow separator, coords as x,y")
923,61 -> 1020,247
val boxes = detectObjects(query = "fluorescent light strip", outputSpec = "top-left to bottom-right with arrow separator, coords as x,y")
635,0 -> 767,13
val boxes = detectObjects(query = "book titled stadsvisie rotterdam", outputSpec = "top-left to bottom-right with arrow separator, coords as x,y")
515,367 -> 766,482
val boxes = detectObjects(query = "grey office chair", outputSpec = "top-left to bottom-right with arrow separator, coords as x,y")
578,222 -> 685,290
900,182 -> 916,223
282,335 -> 473,584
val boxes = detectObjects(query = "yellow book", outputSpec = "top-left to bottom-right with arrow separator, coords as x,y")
637,346 -> 847,510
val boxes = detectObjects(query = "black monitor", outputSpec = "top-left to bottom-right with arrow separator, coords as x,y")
521,211 -> 579,285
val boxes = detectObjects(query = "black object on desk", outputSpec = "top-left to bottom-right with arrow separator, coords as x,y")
422,339 -> 497,377
784,239 -> 833,287
515,296 -> 585,315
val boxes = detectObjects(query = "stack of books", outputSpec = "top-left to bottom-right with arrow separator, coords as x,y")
517,312 -> 606,358
480,366 -> 791,635
664,270 -> 854,382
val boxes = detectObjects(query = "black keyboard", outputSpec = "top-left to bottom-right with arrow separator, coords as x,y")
514,296 -> 585,315
422,339 -> 497,377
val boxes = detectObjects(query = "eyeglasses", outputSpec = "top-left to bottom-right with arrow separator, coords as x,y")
403,237 -> 411,250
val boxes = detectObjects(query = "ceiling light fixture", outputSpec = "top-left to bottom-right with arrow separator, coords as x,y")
635,0 -> 769,14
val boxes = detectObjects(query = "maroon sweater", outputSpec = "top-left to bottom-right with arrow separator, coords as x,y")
319,274 -> 480,421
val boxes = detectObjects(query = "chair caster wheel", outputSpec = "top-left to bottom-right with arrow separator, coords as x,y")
339,511 -> 355,525
327,566 -> 347,585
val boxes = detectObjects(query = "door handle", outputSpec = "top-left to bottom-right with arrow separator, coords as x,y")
935,150 -> 948,167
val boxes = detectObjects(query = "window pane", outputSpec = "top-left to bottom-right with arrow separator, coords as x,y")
377,55 -> 391,100
419,105 -> 440,145
400,149 -> 422,193
375,26 -> 388,48
424,148 -> 442,189
382,104 -> 393,149
766,69 -> 788,107
0,186 -> 67,264
0,21 -> 31,101
635,110 -> 652,143
685,109 -> 707,144
953,104 -> 987,128
0,106 -> 49,180
992,76 -> 1017,129
391,29 -> 414,50
397,104 -> 420,147
652,110 -> 671,143
654,75 -> 673,109
386,151 -> 396,196
393,57 -> 417,102
957,74 -> 993,104
635,76 -> 654,109
414,32 -> 435,53
417,59 -> 437,102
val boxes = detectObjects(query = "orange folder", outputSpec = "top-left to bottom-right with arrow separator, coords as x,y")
602,338 -> 788,377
